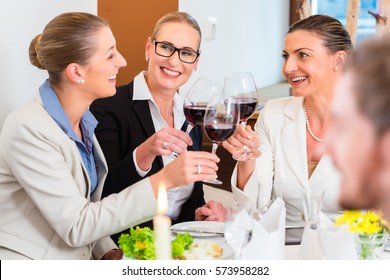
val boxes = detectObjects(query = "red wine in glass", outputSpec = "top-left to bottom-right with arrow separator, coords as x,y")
203,96 -> 240,185
204,123 -> 237,144
223,72 -> 259,161
171,78 -> 221,159
183,105 -> 207,127
234,97 -> 258,122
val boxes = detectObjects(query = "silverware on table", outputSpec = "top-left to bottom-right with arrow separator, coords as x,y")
171,228 -> 224,236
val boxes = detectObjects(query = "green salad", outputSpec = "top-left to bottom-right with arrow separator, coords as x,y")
118,226 -> 193,260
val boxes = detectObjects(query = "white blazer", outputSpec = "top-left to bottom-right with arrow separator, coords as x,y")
232,97 -> 342,229
0,95 -> 157,259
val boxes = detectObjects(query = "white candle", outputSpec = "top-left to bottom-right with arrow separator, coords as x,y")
153,184 -> 172,260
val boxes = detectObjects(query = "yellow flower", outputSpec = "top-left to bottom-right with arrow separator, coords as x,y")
336,210 -> 388,234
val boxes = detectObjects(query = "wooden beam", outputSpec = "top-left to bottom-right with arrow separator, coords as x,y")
369,0 -> 390,36
297,0 -> 311,20
346,0 -> 360,46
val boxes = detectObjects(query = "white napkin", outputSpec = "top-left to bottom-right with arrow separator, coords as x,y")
242,197 -> 286,259
298,212 -> 357,260
319,213 -> 357,259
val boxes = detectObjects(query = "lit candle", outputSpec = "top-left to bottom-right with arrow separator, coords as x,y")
153,184 -> 172,260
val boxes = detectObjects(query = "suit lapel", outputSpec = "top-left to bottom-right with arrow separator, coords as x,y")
131,97 -> 164,168
91,136 -> 108,202
308,154 -> 335,185
132,100 -> 157,139
281,97 -> 309,189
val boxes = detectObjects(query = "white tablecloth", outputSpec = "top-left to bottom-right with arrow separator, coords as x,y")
284,244 -> 390,260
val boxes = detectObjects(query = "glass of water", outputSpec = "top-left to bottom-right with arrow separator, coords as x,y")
224,202 -> 253,260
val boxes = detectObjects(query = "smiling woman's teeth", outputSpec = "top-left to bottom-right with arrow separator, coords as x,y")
108,75 -> 116,80
292,76 -> 307,82
162,68 -> 179,76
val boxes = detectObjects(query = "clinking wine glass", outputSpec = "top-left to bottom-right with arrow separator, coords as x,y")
171,77 -> 222,158
183,77 -> 223,134
203,95 -> 240,185
223,72 -> 259,161
224,202 -> 253,260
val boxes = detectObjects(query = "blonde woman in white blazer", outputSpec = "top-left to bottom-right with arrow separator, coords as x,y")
0,12 -> 219,260
223,15 -> 353,240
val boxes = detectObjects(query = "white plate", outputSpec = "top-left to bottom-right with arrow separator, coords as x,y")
122,239 -> 234,260
184,239 -> 234,260
171,221 -> 225,237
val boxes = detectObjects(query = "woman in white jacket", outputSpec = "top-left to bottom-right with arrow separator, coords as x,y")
223,15 -> 353,241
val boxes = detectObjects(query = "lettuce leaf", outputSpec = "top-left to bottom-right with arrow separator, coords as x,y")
118,226 -> 156,260
118,227 -> 193,260
172,232 -> 193,258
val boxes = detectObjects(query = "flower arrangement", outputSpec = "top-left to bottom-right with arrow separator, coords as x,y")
336,210 -> 389,234
336,210 -> 389,259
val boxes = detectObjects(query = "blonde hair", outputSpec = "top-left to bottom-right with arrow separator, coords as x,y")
151,11 -> 201,50
29,12 -> 108,86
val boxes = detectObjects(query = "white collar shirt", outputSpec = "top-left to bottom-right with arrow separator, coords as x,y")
132,71 -> 194,220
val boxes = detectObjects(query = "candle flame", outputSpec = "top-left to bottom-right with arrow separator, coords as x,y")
157,183 -> 168,215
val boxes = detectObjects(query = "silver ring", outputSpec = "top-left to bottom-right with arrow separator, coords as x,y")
163,141 -> 168,149
196,164 -> 202,175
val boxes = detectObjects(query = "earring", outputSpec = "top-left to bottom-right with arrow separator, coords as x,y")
192,68 -> 197,73
146,56 -> 149,62
77,79 -> 85,84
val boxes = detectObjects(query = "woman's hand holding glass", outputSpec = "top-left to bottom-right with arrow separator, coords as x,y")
222,124 -> 261,160
150,150 -> 219,189
135,126 -> 192,171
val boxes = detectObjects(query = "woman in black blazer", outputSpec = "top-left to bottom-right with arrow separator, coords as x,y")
91,11 -> 226,244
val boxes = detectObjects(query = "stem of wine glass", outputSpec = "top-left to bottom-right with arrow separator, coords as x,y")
185,123 -> 194,134
240,121 -> 251,154
211,142 -> 219,154
202,142 -> 222,184
170,124 -> 194,159
235,249 -> 242,260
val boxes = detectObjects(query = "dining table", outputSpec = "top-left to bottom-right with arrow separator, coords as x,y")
171,222 -> 390,260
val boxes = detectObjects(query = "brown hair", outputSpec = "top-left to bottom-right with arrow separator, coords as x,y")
345,35 -> 390,135
288,14 -> 353,54
151,11 -> 201,50
29,12 -> 108,86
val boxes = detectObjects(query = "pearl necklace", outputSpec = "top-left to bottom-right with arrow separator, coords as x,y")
303,102 -> 328,142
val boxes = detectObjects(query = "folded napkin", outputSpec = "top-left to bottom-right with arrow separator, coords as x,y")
242,197 -> 286,259
319,213 -> 357,260
298,212 -> 357,260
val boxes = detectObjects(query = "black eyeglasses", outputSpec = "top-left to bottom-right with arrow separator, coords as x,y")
153,40 -> 200,64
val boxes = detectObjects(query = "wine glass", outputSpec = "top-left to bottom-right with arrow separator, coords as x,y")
302,189 -> 324,230
171,77 -> 222,159
223,72 -> 259,161
203,95 -> 240,184
224,202 -> 253,260
183,77 -> 222,134
298,189 -> 325,259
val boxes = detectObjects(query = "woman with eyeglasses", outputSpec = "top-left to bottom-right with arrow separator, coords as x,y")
90,11 -> 225,245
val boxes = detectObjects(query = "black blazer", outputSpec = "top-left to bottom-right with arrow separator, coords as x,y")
90,81 -> 205,244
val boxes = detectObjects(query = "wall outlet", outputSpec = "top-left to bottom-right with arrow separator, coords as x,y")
204,18 -> 217,41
